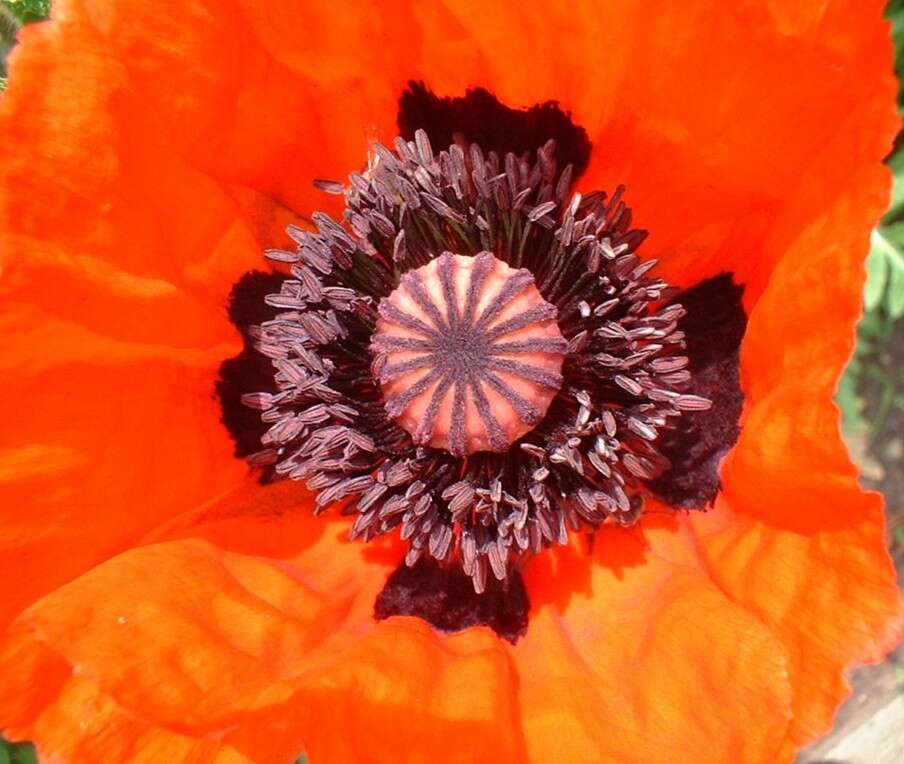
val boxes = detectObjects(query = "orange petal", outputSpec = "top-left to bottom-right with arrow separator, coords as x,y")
692,113 -> 904,753
1,1 -> 900,762
403,0 -> 898,306
0,637 -> 250,764
0,503 -> 523,764
0,0 -> 305,628
2,0 -> 408,219
5,0 -> 896,324
0,310 -> 248,628
0,1 -> 304,350
569,0 -> 898,305
514,523 -> 792,762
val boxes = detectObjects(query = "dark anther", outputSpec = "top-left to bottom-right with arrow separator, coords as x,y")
216,271 -> 284,474
375,558 -> 530,644
398,81 -> 592,180
648,274 -> 747,508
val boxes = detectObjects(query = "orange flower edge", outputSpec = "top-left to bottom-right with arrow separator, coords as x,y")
0,0 -> 901,762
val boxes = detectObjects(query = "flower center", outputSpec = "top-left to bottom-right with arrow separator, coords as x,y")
234,125 -> 713,598
371,252 -> 567,456
215,85 -> 749,642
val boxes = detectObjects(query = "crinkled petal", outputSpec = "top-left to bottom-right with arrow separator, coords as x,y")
23,0 -> 407,216
564,0 -> 897,304
402,0 -> 896,306
693,157 -> 904,755
0,489 -> 523,763
0,1 -> 302,349
0,306 -> 248,627
9,0 -> 896,317
0,0 -> 303,624
0,637 -> 250,764
0,0 -> 900,761
514,523 -> 793,763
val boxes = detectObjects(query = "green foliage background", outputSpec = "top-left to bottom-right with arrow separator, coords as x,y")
0,0 -> 903,761
0,1 -> 47,86
839,2 -> 904,468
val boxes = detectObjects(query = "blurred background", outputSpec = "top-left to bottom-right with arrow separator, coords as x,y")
1,0 -> 903,762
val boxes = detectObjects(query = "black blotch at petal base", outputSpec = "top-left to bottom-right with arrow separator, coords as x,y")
398,81 -> 592,181
375,558 -> 530,644
215,271 -> 284,480
648,273 -> 747,509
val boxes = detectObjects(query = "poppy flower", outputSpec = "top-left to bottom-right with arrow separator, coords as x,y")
1,0 -> 902,761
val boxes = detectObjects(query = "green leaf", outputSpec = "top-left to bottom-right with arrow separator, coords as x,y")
0,1 -> 50,25
837,365 -> 868,438
884,147 -> 904,220
8,743 -> 36,764
864,231 -> 890,310
0,740 -> 35,764
857,307 -> 886,341
856,337 -> 874,356
895,525 -> 904,549
889,0 -> 904,114
886,241 -> 904,319
872,224 -> 904,318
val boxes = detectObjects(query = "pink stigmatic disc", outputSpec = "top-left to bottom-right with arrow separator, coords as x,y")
371,252 -> 567,456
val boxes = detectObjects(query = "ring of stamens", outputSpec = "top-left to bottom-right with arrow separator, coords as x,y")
242,129 -> 711,592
